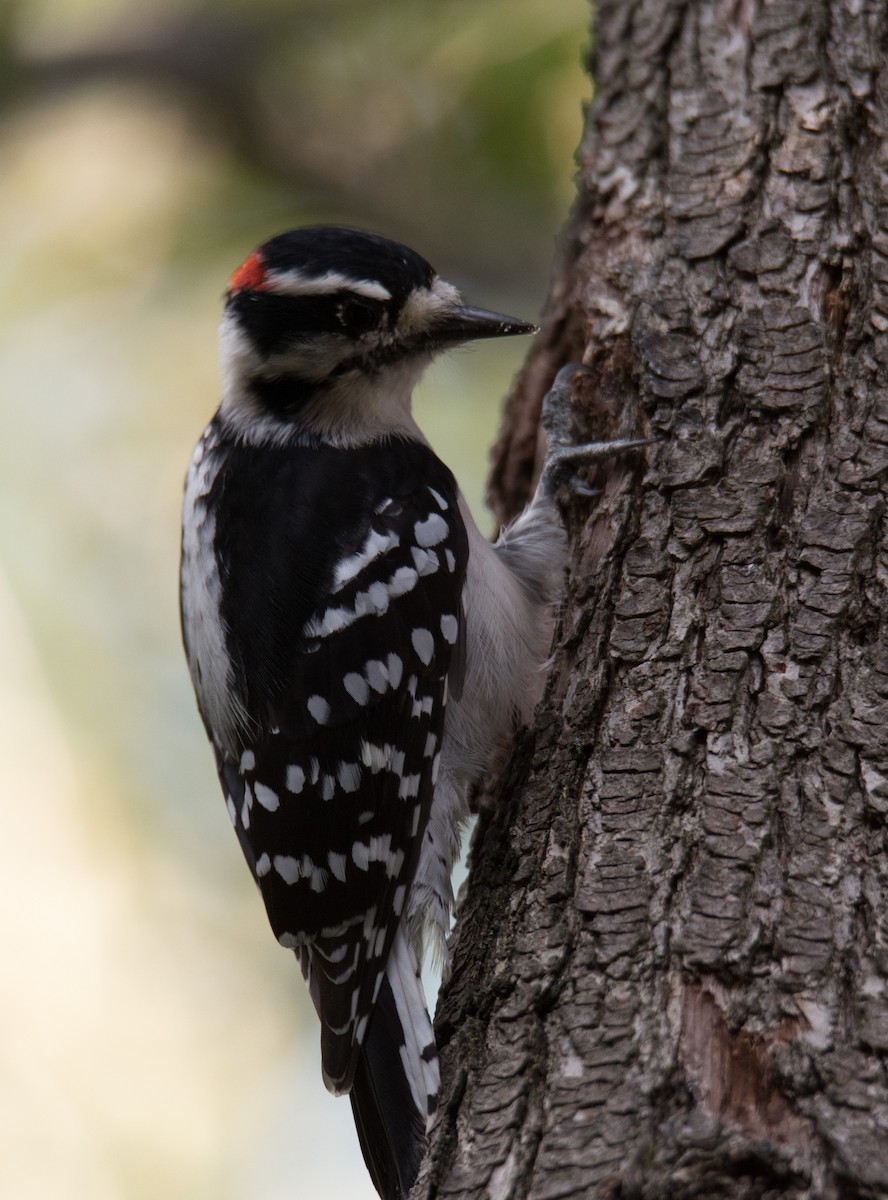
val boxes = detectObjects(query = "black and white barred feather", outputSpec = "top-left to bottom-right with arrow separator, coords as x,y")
182,419 -> 468,1193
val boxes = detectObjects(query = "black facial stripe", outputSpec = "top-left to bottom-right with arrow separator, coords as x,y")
250,373 -> 326,418
229,292 -> 347,357
246,333 -> 431,417
229,291 -> 407,359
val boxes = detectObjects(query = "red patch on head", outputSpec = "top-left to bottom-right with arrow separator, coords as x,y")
228,251 -> 268,294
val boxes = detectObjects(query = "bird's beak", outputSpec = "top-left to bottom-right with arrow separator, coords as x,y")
433,305 -> 538,343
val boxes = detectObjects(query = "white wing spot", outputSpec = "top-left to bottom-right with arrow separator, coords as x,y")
239,749 -> 255,771
354,581 -> 389,618
333,529 -> 398,591
306,605 -> 353,638
366,834 -> 391,864
440,614 -> 458,644
368,580 -> 391,612
432,752 -> 441,784
321,774 -> 335,801
365,659 -> 389,693
328,852 -> 347,882
254,782 -> 280,811
372,971 -> 384,1003
286,764 -> 305,793
307,694 -> 331,724
388,566 -> 418,599
241,782 -> 253,830
424,732 -> 437,758
387,653 -> 403,688
388,564 -> 415,597
356,834 -> 405,880
398,773 -> 421,799
274,855 -> 298,883
393,884 -> 407,915
256,853 -> 271,877
309,865 -> 328,892
411,547 -> 439,576
414,513 -> 449,548
445,549 -> 456,572
411,627 -> 434,665
345,672 -> 370,705
274,854 -> 299,883
360,741 -> 391,772
337,761 -> 362,792
274,853 -> 327,891
226,795 -> 237,826
427,486 -> 448,510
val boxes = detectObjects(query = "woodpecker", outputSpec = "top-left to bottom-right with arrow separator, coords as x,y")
181,226 -> 647,1199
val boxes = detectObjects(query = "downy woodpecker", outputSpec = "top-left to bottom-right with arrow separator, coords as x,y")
181,226 -> 645,1199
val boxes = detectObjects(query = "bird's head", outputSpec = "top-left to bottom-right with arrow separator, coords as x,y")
219,226 -> 536,446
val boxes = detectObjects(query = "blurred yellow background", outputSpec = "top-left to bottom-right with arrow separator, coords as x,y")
0,1 -> 588,1196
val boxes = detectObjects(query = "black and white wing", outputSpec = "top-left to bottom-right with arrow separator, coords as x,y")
206,432 -> 468,1102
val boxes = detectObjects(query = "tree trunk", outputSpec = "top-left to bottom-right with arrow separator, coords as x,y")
415,2 -> 888,1197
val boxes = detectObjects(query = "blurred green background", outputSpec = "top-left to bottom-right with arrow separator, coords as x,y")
0,1 -> 589,1196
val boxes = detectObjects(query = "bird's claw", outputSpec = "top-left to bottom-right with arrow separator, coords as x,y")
540,363 -> 592,449
540,363 -> 657,496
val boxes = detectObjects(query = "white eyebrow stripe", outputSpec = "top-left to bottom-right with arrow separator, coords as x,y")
265,268 -> 392,301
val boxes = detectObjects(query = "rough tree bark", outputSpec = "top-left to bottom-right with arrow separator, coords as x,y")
415,2 -> 888,1197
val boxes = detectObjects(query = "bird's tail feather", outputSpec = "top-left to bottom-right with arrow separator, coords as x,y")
350,927 -> 439,1199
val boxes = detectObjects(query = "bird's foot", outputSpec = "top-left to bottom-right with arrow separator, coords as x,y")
540,363 -> 656,496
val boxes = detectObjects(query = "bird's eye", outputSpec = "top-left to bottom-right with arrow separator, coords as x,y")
337,296 -> 381,335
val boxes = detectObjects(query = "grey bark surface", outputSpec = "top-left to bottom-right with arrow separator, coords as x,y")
415,2 -> 888,1198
